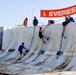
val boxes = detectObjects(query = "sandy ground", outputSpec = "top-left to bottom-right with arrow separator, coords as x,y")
0,63 -> 76,75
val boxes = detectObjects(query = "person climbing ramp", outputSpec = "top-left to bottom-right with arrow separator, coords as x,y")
18,42 -> 27,60
62,16 -> 70,37
39,27 -> 49,44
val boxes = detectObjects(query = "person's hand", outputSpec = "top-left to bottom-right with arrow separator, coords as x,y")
24,48 -> 27,50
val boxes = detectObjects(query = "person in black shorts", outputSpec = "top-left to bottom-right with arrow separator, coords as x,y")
62,16 -> 70,37
18,42 -> 27,59
39,27 -> 49,43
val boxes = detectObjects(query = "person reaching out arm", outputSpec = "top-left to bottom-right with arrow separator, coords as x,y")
39,27 -> 49,44
18,42 -> 27,60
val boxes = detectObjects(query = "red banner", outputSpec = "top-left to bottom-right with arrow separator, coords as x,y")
40,5 -> 76,18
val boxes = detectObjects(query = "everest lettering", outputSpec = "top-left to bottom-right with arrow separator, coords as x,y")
40,5 -> 76,18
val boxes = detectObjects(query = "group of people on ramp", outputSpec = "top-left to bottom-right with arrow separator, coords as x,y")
18,16 -> 75,60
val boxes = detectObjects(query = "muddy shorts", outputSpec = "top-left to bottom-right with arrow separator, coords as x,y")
19,51 -> 22,54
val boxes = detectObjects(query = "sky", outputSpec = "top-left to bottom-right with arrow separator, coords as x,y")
0,0 -> 76,28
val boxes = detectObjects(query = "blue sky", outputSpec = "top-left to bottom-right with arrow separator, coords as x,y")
0,0 -> 76,28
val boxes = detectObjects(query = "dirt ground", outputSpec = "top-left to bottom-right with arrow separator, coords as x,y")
0,72 -> 76,75
0,58 -> 76,75
0,73 -> 10,75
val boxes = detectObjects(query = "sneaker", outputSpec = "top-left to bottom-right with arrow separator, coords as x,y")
47,37 -> 49,40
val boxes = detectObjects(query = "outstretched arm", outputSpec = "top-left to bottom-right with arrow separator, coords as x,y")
24,47 -> 27,50
41,29 -> 44,32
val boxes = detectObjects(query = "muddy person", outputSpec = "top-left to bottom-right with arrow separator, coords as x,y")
62,16 -> 70,37
18,42 -> 27,60
39,27 -> 49,44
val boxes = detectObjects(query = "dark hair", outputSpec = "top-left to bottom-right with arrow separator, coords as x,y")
22,42 -> 24,45
34,16 -> 36,18
25,18 -> 28,20
40,27 -> 42,30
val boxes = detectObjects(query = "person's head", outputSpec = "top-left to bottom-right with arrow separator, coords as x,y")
22,42 -> 24,45
68,15 -> 71,19
25,18 -> 28,20
34,16 -> 36,19
39,27 -> 42,30
65,16 -> 68,20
